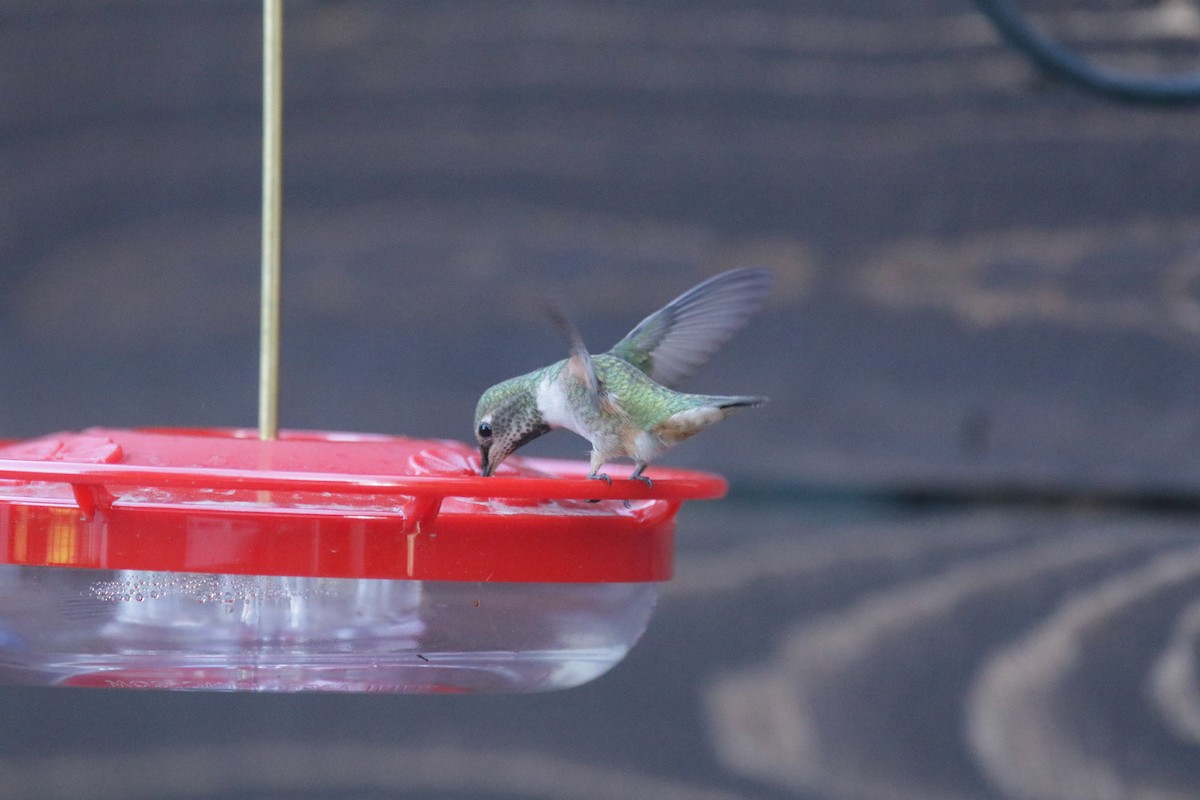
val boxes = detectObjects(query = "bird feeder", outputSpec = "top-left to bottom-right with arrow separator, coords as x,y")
0,2 -> 733,692
0,428 -> 724,692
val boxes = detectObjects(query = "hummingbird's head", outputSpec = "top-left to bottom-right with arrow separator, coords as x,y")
474,377 -> 551,476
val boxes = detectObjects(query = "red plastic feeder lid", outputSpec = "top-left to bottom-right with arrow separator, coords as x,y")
0,428 -> 727,583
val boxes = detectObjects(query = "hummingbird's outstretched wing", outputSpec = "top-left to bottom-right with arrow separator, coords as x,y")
544,303 -> 604,415
606,268 -> 773,389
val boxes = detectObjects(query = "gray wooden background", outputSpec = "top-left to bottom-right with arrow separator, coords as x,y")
3,1 -> 1200,798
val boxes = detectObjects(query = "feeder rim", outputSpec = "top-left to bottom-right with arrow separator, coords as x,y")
0,457 -> 725,501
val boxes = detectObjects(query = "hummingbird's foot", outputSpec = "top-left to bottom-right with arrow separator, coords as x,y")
620,469 -> 653,508
629,465 -> 653,489
586,471 -> 611,503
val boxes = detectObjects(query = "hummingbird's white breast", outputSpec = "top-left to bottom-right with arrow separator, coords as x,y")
535,370 -> 579,434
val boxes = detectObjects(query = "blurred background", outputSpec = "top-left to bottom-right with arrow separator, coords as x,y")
3,0 -> 1200,798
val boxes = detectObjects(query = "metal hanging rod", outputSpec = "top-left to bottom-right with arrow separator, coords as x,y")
259,0 -> 283,440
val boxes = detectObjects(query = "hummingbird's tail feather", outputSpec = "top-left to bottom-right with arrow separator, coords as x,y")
715,395 -> 768,409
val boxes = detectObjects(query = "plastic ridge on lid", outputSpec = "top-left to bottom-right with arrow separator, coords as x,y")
0,428 -> 727,583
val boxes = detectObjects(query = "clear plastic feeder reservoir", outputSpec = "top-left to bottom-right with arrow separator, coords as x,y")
0,429 -> 724,693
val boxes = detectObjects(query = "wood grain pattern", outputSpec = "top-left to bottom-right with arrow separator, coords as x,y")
2,3 -> 1200,798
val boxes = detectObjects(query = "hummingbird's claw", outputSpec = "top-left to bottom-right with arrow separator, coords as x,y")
585,471 -> 611,504
629,464 -> 653,490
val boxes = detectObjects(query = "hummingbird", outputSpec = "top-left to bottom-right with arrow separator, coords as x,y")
474,268 -> 772,484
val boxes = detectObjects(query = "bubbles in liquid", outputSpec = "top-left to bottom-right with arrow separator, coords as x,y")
89,574 -> 334,605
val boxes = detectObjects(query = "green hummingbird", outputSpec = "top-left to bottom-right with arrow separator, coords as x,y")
474,268 -> 772,484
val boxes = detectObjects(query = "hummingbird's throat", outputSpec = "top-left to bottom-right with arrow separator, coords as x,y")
479,421 -> 551,477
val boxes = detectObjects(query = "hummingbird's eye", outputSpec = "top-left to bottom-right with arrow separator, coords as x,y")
478,422 -> 492,439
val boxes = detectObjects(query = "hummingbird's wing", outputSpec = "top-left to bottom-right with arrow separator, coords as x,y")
606,268 -> 773,389
545,304 -> 604,415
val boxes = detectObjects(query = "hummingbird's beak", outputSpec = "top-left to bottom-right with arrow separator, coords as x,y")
480,445 -> 493,477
